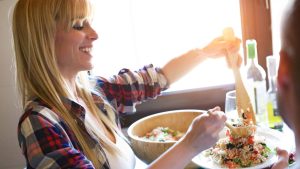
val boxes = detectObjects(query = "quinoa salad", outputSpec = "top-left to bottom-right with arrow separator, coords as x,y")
141,127 -> 184,142
204,128 -> 272,168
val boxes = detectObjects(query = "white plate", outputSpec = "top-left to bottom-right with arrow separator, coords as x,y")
192,127 -> 288,169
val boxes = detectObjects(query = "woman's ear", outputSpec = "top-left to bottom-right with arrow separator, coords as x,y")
278,50 -> 292,91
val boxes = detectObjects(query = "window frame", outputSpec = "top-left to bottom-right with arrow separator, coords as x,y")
120,0 -> 273,127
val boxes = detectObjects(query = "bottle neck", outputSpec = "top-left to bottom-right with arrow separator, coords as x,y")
248,57 -> 258,66
268,76 -> 277,92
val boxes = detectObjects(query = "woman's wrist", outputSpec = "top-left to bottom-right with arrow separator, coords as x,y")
178,134 -> 203,157
189,48 -> 208,62
149,134 -> 201,169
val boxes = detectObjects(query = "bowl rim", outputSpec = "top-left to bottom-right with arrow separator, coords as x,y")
127,109 -> 205,143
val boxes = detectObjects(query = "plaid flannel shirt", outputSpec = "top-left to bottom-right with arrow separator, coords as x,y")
18,65 -> 168,169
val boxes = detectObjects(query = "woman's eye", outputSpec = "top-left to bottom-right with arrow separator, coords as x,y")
72,24 -> 84,30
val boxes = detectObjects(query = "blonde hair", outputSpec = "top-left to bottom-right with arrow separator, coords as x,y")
12,0 -> 121,167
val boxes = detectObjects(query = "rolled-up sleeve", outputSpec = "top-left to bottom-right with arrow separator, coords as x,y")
92,64 -> 169,114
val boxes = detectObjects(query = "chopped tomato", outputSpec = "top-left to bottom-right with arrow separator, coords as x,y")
247,136 -> 254,144
226,130 -> 235,142
226,161 -> 238,169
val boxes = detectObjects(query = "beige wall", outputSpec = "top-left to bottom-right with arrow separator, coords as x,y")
0,0 -> 25,168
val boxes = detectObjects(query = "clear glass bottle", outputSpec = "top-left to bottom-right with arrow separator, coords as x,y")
266,56 -> 283,131
245,39 -> 268,127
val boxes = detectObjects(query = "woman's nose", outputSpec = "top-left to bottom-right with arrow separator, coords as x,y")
87,26 -> 98,41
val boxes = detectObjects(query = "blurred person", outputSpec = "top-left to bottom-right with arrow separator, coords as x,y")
271,0 -> 300,168
12,0 -> 241,168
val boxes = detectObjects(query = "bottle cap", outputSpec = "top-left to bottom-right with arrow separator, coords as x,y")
246,39 -> 257,59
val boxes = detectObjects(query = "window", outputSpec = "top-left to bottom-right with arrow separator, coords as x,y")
89,0 -> 288,126
270,1 -> 291,56
91,0 -> 242,92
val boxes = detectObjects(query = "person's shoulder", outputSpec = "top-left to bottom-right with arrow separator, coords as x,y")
18,98 -> 60,129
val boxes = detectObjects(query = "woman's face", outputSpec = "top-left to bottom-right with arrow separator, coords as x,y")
55,19 -> 98,77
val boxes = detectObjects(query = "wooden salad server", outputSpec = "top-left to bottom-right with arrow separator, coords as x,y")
223,27 -> 257,126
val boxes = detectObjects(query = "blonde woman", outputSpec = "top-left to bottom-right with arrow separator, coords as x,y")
13,0 -> 240,168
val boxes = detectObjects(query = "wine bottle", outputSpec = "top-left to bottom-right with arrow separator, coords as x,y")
245,39 -> 268,127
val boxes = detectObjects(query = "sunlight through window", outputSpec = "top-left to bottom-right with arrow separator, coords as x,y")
91,0 -> 242,92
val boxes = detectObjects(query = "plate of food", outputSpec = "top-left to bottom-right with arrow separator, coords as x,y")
192,127 -> 287,169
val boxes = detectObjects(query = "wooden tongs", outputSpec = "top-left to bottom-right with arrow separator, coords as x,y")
223,28 -> 257,137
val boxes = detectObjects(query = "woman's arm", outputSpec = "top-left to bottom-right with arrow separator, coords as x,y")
92,37 -> 240,114
92,65 -> 168,113
161,37 -> 241,84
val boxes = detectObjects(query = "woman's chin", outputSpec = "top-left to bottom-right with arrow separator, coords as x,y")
85,63 -> 94,70
78,65 -> 93,73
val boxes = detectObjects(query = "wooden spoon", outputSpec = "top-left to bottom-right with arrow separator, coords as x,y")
223,27 -> 257,125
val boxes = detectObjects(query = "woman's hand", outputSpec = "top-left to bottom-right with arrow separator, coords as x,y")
202,37 -> 242,68
181,106 -> 227,154
202,37 -> 241,58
